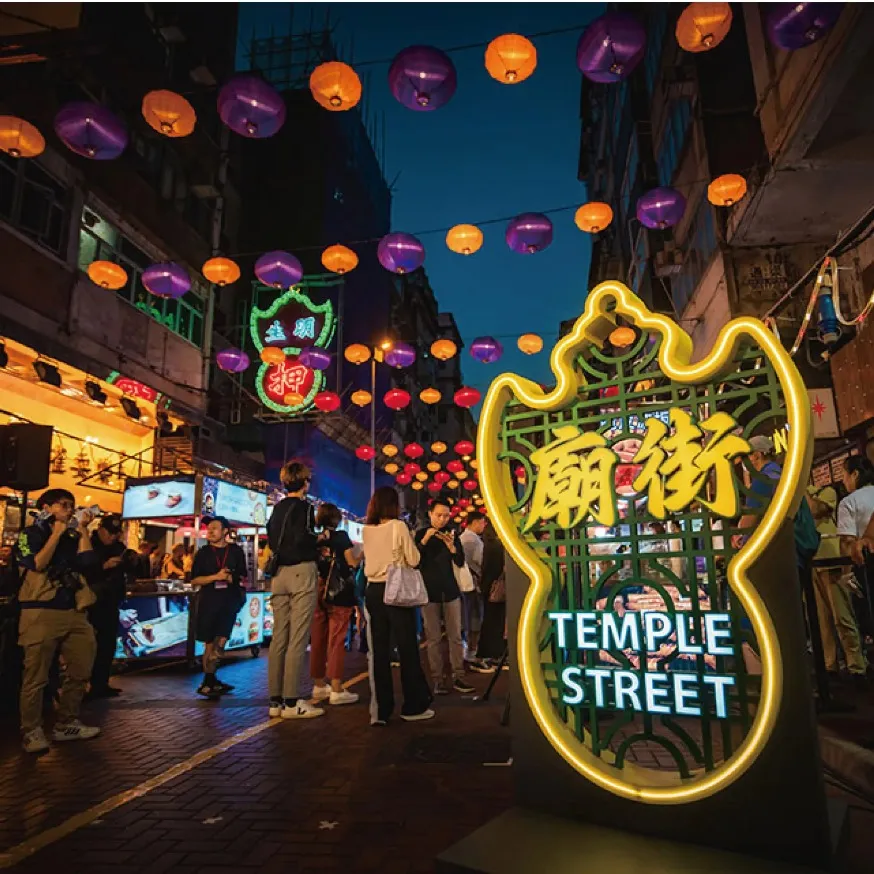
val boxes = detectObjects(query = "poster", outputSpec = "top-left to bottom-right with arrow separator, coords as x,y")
202,477 -> 267,526
194,593 -> 268,655
116,595 -> 191,659
122,478 -> 196,520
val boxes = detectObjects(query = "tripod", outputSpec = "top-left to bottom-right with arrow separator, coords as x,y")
476,645 -> 510,726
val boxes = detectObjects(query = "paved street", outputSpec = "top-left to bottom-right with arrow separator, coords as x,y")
1,648 -> 873,873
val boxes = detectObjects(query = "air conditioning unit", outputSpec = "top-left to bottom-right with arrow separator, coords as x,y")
654,246 -> 685,277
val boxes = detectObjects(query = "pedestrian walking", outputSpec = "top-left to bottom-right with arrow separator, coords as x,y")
416,500 -> 475,695
362,487 -> 434,725
310,503 -> 361,706
460,512 -> 490,672
266,461 -> 323,719
15,489 -> 100,753
190,517 -> 247,699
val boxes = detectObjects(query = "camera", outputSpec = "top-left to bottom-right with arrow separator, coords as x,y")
46,565 -> 83,593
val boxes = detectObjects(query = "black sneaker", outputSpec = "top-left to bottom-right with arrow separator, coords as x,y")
453,678 -> 476,694
214,681 -> 235,695
197,683 -> 220,700
467,659 -> 495,674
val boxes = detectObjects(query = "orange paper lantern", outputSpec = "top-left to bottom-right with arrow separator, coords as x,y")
260,347 -> 286,365
485,33 -> 537,84
412,481 -> 424,491
344,344 -> 371,365
517,333 -> 543,355
321,244 -> 359,274
574,202 -> 614,233
707,173 -> 747,207
383,444 -> 399,457
676,3 -> 733,53
385,462 -> 400,475
431,339 -> 457,361
415,472 -> 429,482
283,391 -> 304,406
309,61 -> 362,111
427,461 -> 441,472
87,261 -> 128,290
609,326 -> 636,347
447,479 -> 459,490
445,224 -> 483,256
142,90 -> 196,137
0,116 -> 44,158
202,256 -> 241,286
419,387 -> 441,405
351,389 -> 372,407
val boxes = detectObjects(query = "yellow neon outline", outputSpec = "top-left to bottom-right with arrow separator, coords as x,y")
478,281 -> 811,805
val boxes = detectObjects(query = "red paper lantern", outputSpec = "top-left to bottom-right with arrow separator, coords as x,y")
384,388 -> 411,410
404,442 -> 424,459
403,462 -> 421,476
396,473 -> 412,486
454,386 -> 481,408
454,440 -> 475,456
463,479 -> 477,491
434,471 -> 451,486
447,459 -> 465,474
427,482 -> 441,493
458,498 -> 470,508
314,391 -> 341,412
356,445 -> 376,461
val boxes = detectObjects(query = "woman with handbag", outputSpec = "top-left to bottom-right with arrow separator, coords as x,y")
310,504 -> 362,706
477,527 -> 507,665
362,487 -> 434,725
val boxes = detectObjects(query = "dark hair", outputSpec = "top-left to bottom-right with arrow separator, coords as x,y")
281,460 -> 312,493
37,488 -> 74,509
316,502 -> 342,529
366,487 -> 400,525
99,515 -> 123,535
466,512 -> 486,525
845,456 -> 874,489
429,497 -> 451,513
205,516 -> 231,532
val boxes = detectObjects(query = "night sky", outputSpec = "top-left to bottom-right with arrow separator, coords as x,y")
239,2 -> 602,399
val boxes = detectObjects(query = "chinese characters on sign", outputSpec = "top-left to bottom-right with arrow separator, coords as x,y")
261,358 -> 315,408
525,409 -> 750,531
293,317 -> 316,340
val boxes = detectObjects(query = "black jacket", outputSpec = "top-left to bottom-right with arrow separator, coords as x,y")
415,527 -> 464,603
267,497 -> 318,567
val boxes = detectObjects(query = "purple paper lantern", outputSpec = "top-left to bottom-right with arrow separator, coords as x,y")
142,262 -> 190,299
216,348 -> 250,374
377,233 -> 425,274
636,187 -> 687,230
576,12 -> 646,84
470,336 -> 504,364
388,46 -> 457,111
54,102 -> 127,160
765,3 -> 843,51
217,75 -> 286,138
299,347 -> 331,371
506,213 -> 553,254
255,251 -> 303,288
384,342 -> 416,369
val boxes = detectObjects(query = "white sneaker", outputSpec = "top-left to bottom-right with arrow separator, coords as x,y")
311,683 -> 331,702
268,700 -> 283,717
400,708 -> 435,722
52,720 -> 100,742
282,700 -> 324,719
329,689 -> 359,706
22,727 -> 50,754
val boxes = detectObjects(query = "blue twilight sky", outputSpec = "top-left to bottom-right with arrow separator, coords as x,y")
239,2 -> 601,399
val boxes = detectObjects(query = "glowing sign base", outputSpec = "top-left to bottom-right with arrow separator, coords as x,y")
437,803 -> 844,874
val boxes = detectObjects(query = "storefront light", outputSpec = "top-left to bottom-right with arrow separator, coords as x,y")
0,342 -> 8,369
85,380 -> 107,405
120,397 -> 141,421
33,360 -> 61,387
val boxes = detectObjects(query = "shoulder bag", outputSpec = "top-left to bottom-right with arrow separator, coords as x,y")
264,503 -> 292,578
384,523 -> 428,608
453,561 -> 476,594
488,572 -> 507,604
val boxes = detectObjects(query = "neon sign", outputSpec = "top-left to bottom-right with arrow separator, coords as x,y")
478,280 -> 812,805
106,371 -> 159,403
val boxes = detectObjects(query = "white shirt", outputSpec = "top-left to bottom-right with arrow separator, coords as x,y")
836,484 -> 874,538
362,519 -> 420,582
460,530 -> 484,577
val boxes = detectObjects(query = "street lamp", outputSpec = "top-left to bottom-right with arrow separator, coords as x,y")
370,340 -> 393,494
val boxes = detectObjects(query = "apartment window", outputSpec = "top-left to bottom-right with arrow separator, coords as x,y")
77,207 -> 206,347
644,11 -> 668,96
671,197 -> 718,314
657,98 -> 693,186
0,152 -> 70,256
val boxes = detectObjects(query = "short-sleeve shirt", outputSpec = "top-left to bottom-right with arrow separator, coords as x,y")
191,543 -> 248,596
837,484 -> 874,539
16,522 -> 95,574
317,530 -> 353,580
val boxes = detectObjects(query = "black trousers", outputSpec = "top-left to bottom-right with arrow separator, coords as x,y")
88,598 -> 120,691
364,582 -> 431,720
477,598 -> 507,660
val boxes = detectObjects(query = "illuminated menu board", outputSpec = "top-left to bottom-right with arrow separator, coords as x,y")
202,477 -> 268,526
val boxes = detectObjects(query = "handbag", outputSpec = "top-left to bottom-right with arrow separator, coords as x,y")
488,572 -> 507,604
453,562 -> 476,594
323,557 -> 355,604
384,523 -> 428,608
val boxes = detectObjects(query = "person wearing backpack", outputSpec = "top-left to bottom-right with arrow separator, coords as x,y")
266,461 -> 323,720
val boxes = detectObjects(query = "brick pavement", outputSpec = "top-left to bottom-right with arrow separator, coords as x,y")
2,647 -> 874,873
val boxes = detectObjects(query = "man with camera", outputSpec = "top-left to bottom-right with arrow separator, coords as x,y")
87,515 -> 135,699
15,488 -> 101,753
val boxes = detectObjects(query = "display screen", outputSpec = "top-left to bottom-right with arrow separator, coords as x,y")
202,477 -> 268,526
116,594 -> 191,659
122,477 -> 197,520
194,593 -> 269,655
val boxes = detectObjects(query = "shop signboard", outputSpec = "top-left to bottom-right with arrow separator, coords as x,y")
468,281 -> 831,870
201,476 -> 268,526
250,286 -> 336,415
122,475 -> 197,520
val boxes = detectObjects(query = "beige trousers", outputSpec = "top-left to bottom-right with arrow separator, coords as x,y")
268,562 -> 318,699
